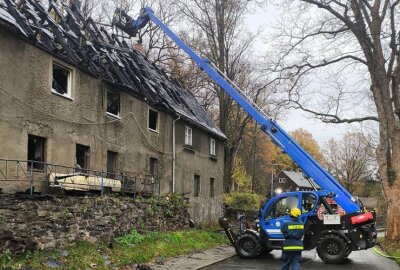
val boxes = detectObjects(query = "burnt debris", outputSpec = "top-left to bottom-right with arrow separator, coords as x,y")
0,0 -> 225,139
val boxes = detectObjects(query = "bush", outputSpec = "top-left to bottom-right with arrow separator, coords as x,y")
116,229 -> 144,246
224,192 -> 261,210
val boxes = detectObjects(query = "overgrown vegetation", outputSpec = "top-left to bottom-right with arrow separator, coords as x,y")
224,192 -> 262,210
4,229 -> 228,270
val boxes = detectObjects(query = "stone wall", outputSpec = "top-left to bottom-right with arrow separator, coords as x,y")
0,194 -> 189,255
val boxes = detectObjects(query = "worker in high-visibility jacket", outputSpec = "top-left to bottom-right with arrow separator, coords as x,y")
280,207 -> 304,270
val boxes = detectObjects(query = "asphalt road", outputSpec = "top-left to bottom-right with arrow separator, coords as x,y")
202,249 -> 400,270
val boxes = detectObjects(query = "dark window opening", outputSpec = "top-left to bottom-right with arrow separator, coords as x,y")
76,144 -> 90,171
210,177 -> 215,197
52,64 -> 70,96
148,109 -> 158,131
27,135 -> 46,170
194,174 -> 200,197
149,157 -> 158,178
107,91 -> 120,116
107,151 -> 117,178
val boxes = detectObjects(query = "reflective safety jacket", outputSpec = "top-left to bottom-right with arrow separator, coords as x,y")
281,218 -> 304,251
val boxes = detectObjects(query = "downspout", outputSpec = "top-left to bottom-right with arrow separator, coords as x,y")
172,115 -> 180,193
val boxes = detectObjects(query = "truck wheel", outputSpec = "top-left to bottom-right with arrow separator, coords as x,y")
317,234 -> 349,263
235,233 -> 262,259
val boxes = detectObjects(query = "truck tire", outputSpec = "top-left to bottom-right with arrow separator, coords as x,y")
317,233 -> 349,263
235,232 -> 262,259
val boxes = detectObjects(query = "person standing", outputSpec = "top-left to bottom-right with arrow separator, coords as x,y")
281,207 -> 304,270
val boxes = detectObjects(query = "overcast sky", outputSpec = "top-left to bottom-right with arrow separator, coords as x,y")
244,4 -> 350,145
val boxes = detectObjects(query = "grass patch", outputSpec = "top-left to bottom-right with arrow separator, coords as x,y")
4,229 -> 229,269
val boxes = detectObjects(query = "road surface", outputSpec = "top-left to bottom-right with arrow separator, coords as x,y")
202,249 -> 400,270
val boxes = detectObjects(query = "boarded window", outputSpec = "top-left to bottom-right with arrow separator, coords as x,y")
148,109 -> 158,131
107,90 -> 120,116
52,63 -> 71,96
27,135 -> 46,170
149,157 -> 158,177
107,151 -> 117,178
210,138 -> 216,156
76,144 -> 90,171
194,175 -> 200,197
185,126 -> 192,146
210,177 -> 215,197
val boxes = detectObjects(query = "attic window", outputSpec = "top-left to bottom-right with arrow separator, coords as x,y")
279,178 -> 286,183
52,63 -> 72,98
107,90 -> 120,117
148,109 -> 159,132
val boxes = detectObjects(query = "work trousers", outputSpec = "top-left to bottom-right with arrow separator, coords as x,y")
281,251 -> 301,270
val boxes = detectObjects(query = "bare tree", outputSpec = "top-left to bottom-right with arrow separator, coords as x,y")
176,0 -> 270,192
266,0 -> 400,239
324,132 -> 377,194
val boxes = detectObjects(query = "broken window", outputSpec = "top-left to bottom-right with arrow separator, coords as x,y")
279,178 -> 286,184
210,177 -> 215,197
27,135 -> 46,170
52,63 -> 71,97
185,126 -> 192,146
148,109 -> 158,131
106,90 -> 120,117
149,157 -> 158,178
76,144 -> 90,171
107,151 -> 117,178
210,138 -> 216,156
194,174 -> 200,197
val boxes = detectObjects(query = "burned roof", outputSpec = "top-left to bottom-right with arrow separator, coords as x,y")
0,0 -> 225,139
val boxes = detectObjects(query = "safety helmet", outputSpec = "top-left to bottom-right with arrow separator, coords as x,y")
290,207 -> 301,217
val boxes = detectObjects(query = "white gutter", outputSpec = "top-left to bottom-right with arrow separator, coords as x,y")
172,115 -> 180,193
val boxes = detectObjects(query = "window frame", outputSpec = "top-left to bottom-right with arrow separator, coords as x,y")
278,178 -> 286,184
148,108 -> 159,132
210,138 -> 216,156
210,177 -> 215,197
106,151 -> 118,179
51,62 -> 73,99
185,126 -> 193,146
106,90 -> 121,118
27,134 -> 46,171
76,144 -> 90,171
193,174 -> 200,197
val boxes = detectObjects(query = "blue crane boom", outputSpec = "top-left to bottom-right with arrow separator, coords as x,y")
121,7 -> 360,214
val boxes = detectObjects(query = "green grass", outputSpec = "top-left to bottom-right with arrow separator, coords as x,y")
3,229 -> 229,270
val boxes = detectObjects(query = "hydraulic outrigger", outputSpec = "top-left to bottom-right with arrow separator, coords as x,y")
113,7 -> 377,263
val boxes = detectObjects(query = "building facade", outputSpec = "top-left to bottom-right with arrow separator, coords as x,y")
273,170 -> 319,194
0,0 -> 225,223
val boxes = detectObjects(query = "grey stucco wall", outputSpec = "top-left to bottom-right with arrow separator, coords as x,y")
0,29 -> 224,223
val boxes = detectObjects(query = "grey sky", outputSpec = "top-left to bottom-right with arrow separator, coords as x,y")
244,4 -> 350,145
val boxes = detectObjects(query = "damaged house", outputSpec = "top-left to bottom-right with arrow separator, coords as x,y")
0,0 -> 226,223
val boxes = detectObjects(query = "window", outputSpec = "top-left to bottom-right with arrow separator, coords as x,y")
302,194 -> 316,213
52,63 -> 71,97
106,90 -> 120,117
278,178 -> 286,183
194,175 -> 200,197
27,135 -> 46,170
210,138 -> 216,156
107,151 -> 117,178
185,126 -> 192,146
210,177 -> 215,197
76,144 -> 90,171
149,157 -> 158,177
148,109 -> 159,131
266,195 -> 299,219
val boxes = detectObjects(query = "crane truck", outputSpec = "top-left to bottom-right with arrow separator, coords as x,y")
112,7 -> 377,264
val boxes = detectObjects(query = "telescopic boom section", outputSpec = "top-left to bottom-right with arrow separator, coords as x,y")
128,7 -> 360,213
